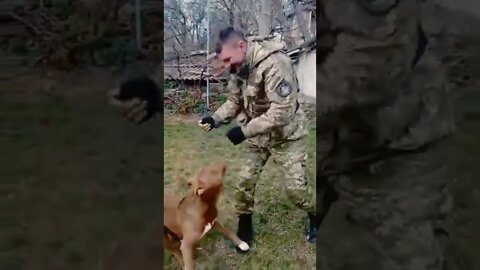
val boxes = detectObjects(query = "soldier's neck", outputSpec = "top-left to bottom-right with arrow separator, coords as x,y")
236,42 -> 254,77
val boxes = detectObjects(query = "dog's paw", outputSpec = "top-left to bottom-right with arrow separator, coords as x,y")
237,241 -> 249,251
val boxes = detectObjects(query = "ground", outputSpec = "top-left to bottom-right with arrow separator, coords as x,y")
1,71 -> 162,270
163,116 -> 316,270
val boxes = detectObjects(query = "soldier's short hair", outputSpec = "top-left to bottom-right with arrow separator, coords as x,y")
218,27 -> 246,45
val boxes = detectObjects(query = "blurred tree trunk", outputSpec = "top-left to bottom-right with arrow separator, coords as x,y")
257,0 -> 272,36
293,0 -> 312,41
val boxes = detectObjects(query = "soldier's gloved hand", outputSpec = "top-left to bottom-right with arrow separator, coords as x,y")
226,126 -> 246,145
107,77 -> 160,124
107,88 -> 148,124
198,117 -> 216,132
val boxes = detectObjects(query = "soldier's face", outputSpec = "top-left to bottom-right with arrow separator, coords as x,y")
218,40 -> 247,70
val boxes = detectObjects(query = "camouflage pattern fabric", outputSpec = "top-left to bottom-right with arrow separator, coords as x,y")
317,141 -> 453,270
316,0 -> 454,149
211,38 -> 315,215
315,0 -> 455,268
235,138 -> 316,215
212,39 -> 308,148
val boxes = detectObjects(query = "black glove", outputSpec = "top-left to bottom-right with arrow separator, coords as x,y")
116,76 -> 160,124
226,126 -> 246,145
199,116 -> 216,131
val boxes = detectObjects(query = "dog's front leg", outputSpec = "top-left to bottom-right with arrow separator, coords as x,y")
171,249 -> 184,269
180,237 -> 197,270
213,222 -> 250,252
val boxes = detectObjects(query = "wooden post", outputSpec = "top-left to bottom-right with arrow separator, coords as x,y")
135,0 -> 142,49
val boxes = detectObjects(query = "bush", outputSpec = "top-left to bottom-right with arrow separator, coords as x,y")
164,87 -> 226,115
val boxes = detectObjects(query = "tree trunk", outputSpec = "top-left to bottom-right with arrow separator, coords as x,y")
293,0 -> 311,41
257,0 -> 272,36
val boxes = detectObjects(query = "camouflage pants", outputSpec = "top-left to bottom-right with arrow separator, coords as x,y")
317,141 -> 453,270
235,138 -> 316,215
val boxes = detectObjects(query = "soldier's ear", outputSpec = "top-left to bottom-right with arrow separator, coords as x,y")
238,40 -> 246,50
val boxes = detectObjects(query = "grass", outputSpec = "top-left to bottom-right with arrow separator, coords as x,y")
0,78 -> 479,270
0,89 -> 164,270
445,90 -> 480,270
163,117 -> 317,270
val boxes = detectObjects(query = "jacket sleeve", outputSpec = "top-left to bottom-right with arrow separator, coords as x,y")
241,56 -> 298,138
211,74 -> 242,124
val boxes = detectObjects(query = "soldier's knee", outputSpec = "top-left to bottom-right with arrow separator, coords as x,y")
285,186 -> 314,210
234,181 -> 255,208
235,176 -> 256,194
234,193 -> 254,214
237,167 -> 260,185
234,188 -> 253,201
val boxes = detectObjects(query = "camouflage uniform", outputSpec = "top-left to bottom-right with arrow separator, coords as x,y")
316,0 -> 455,269
212,38 -> 316,215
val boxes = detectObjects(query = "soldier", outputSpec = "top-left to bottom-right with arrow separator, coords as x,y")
198,27 -> 318,247
315,0 -> 455,269
106,27 -> 318,247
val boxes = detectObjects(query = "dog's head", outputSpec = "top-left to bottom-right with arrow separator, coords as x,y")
187,160 -> 226,196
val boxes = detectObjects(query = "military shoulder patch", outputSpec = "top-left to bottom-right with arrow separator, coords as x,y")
275,81 -> 293,97
357,0 -> 399,14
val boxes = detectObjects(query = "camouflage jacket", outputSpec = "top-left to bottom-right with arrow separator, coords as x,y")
212,39 -> 308,148
317,0 -> 455,157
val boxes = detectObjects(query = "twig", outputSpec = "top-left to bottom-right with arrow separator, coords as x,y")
164,32 -> 188,42
8,12 -> 55,38
30,55 -> 46,67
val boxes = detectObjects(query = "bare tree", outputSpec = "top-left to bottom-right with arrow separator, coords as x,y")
291,0 -> 314,42
215,0 -> 235,26
164,0 -> 189,46
163,0 -> 315,53
257,0 -> 272,36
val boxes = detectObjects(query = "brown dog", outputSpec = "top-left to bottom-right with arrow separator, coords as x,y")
164,160 -> 249,270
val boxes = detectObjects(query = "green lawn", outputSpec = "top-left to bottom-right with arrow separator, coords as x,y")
163,117 -> 317,270
0,82 -> 479,270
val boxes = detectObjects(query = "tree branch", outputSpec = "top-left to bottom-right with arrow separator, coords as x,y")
8,12 -> 55,39
164,32 -> 188,42
172,43 -> 184,84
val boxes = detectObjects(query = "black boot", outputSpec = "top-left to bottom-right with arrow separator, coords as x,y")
235,213 -> 253,253
305,213 -> 317,243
